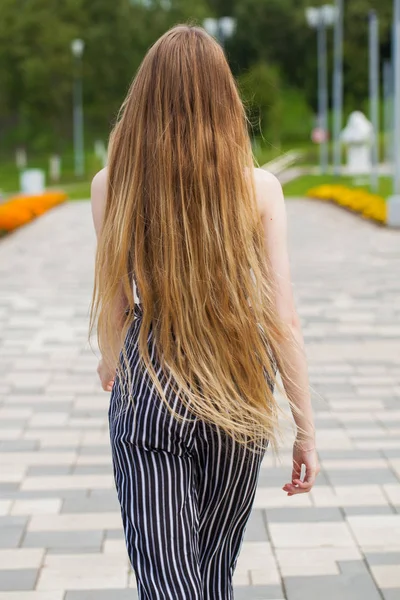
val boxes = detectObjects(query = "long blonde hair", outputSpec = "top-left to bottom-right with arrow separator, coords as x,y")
89,24 -> 305,456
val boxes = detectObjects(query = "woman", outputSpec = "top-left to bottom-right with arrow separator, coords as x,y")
89,24 -> 319,600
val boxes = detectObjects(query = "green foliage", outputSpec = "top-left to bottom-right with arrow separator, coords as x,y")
229,0 -> 394,113
239,63 -> 314,150
0,0 -> 209,155
239,62 -> 282,147
0,0 -> 396,160
280,88 -> 314,144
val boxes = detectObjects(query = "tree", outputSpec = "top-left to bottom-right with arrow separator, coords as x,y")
239,62 -> 282,148
229,0 -> 394,114
0,0 -> 209,154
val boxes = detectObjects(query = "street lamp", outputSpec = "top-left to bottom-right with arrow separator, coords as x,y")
393,0 -> 400,195
387,0 -> 400,225
71,38 -> 85,178
203,17 -> 237,50
332,0 -> 344,176
306,5 -> 336,175
369,10 -> 380,193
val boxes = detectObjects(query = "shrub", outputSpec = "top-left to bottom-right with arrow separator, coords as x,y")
307,184 -> 387,224
0,191 -> 67,234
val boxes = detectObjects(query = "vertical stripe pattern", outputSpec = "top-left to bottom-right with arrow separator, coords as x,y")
108,303 -> 272,599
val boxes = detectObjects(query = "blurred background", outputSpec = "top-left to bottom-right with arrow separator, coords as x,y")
0,0 -> 397,200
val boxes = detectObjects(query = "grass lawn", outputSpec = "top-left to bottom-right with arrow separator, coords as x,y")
52,180 -> 91,200
0,151 -> 102,201
283,174 -> 393,199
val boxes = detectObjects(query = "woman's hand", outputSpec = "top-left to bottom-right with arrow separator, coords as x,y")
97,358 -> 115,392
282,438 -> 320,496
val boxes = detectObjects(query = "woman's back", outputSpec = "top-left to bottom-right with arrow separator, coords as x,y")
91,165 -> 283,307
90,24 -> 318,599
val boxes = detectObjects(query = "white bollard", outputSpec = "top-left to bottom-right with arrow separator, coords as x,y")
49,155 -> 61,182
20,169 -> 45,195
15,148 -> 27,169
387,195 -> 400,227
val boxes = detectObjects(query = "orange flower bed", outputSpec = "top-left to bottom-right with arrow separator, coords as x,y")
0,191 -> 67,233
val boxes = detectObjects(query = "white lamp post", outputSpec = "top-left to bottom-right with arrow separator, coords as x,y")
369,10 -> 380,193
332,0 -> 344,177
387,0 -> 400,226
203,16 -> 237,50
306,5 -> 336,175
71,38 -> 85,178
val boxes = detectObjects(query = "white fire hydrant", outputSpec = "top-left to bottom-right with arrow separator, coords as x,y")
340,111 -> 374,176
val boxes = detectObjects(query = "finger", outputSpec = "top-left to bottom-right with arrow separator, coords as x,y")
304,473 -> 316,488
283,480 -> 312,495
304,465 -> 317,485
292,458 -> 302,481
293,478 -> 313,491
285,486 -> 310,496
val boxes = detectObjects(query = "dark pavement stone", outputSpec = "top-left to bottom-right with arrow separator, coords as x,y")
27,465 -> 72,476
0,568 -> 38,591
0,440 -> 39,451
265,507 -> 343,523
364,551 -> 400,565
78,445 -> 110,455
22,530 -> 103,550
243,509 -> 269,542
382,589 -> 400,600
0,489 -> 88,500
71,465 -> 113,476
317,449 -> 383,460
104,529 -> 124,540
61,495 -> 120,514
65,591 -> 137,600
344,506 -> 396,516
284,570 -> 381,600
0,483 -> 20,492
234,585 -> 285,599
326,469 -> 399,486
0,527 -> 25,548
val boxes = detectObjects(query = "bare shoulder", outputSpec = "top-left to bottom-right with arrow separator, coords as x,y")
91,167 -> 108,201
90,167 -> 108,238
253,167 -> 285,219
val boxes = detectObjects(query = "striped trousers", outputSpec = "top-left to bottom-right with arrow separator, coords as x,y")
108,304 -> 270,599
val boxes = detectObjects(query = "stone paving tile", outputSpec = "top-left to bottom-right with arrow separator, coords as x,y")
22,531 -> 104,551
283,567 -> 382,600
275,548 -> 362,577
65,592 -> 136,600
35,552 -> 129,591
11,499 -> 62,516
243,509 -> 270,542
343,505 -> 396,516
26,466 -> 71,477
1,200 -> 399,598
0,593 -> 64,600
346,514 -> 400,548
234,586 -> 285,599
382,590 -> 400,600
268,521 -> 356,548
0,549 -> 44,570
0,569 -> 38,591
265,507 -> 343,522
60,495 -> 120,514
325,468 -> 399,485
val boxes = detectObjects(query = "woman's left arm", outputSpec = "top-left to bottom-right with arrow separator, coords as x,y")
91,167 -> 128,391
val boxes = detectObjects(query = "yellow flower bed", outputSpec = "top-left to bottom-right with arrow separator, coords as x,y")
0,191 -> 67,233
307,185 -> 387,224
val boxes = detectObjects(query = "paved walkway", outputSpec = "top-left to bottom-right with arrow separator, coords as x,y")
0,199 -> 399,600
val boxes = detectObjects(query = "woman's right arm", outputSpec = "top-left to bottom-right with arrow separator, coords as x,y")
255,168 -> 320,495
